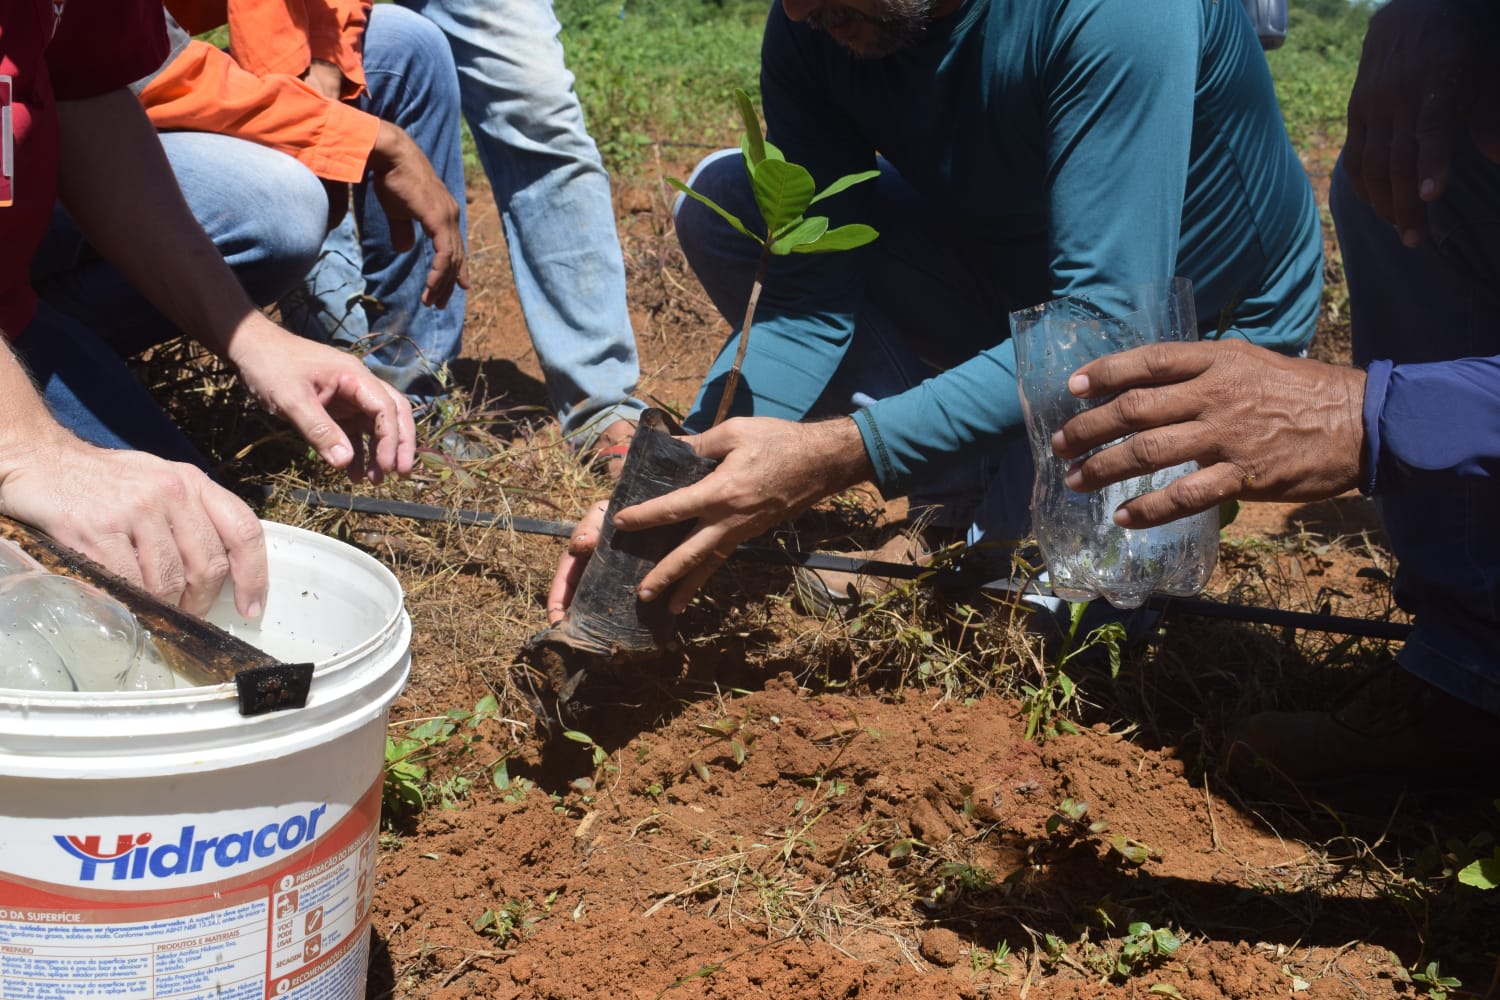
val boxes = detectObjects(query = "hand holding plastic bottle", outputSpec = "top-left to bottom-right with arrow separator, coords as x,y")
1051,339 -> 1367,527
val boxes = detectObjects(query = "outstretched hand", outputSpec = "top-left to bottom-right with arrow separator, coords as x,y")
1343,0 -> 1500,246
227,314 -> 417,484
545,416 -> 873,619
1051,340 -> 1366,528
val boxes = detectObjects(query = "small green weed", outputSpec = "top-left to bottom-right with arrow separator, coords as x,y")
1045,797 -> 1108,838
969,939 -> 1014,975
1033,798 -> 1158,870
1404,959 -> 1462,1000
561,728 -> 620,803
928,861 -> 995,904
383,695 -> 507,824
1114,921 -> 1181,980
1458,800 -> 1500,891
691,710 -> 757,781
473,891 -> 556,945
1021,601 -> 1126,741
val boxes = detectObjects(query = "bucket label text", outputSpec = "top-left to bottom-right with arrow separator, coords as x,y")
54,805 -> 328,883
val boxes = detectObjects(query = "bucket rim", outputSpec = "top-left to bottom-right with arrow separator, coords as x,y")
0,519 -> 404,709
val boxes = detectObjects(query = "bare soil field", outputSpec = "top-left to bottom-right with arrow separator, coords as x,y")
203,146 -> 1500,999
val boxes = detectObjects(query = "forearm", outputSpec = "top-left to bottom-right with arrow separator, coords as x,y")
0,343 -> 73,490
854,341 -> 1023,489
55,88 -> 261,361
809,416 -> 877,497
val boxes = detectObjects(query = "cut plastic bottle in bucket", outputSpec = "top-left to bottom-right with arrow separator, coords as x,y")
0,521 -> 411,1000
1012,277 -> 1219,609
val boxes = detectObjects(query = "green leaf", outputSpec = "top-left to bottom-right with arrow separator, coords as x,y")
769,216 -> 829,255
809,169 -> 880,205
666,178 -> 764,246
562,730 -> 593,745
888,836 -> 920,860
408,717 -> 450,742
789,223 -> 878,253
1111,835 -> 1151,865
749,158 -> 816,233
735,88 -> 766,166
1458,854 -> 1500,889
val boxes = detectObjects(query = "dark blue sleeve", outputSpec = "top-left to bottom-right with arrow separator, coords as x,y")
1363,356 -> 1500,493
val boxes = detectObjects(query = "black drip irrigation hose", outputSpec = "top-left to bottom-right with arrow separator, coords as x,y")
284,487 -> 1414,643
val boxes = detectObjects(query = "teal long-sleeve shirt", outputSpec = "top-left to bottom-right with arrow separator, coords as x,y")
684,0 -> 1322,493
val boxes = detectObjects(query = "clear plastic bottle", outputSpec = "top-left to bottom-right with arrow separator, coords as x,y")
0,538 -> 177,692
1012,278 -> 1218,610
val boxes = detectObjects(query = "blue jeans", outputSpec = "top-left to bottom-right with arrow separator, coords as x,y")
28,132 -> 329,462
12,301 -> 209,468
394,0 -> 645,443
675,149 -> 1042,560
1331,141 -> 1500,716
279,3 -> 468,401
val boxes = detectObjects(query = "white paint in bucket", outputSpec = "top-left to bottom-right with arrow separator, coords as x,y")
0,522 -> 411,999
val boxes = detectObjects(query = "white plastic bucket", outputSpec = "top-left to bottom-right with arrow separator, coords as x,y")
0,521 -> 410,999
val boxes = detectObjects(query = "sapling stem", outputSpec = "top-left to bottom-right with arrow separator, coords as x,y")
712,255 -> 769,427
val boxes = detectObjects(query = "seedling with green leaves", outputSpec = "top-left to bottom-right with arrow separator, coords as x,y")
1113,922 -> 1181,980
667,88 -> 878,425
1404,959 -> 1462,999
561,728 -> 619,801
689,710 -> 757,782
969,939 -> 1015,976
1021,600 -> 1127,741
383,695 -> 507,823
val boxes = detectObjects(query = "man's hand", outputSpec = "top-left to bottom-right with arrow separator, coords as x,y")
0,434 -> 268,618
226,313 -> 417,484
368,121 -> 468,308
546,500 -> 609,626
300,59 -> 345,101
1343,0 -> 1500,246
545,416 -> 873,619
1051,340 -> 1365,528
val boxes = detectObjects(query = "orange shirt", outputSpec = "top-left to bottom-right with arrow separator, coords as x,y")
138,0 -> 378,184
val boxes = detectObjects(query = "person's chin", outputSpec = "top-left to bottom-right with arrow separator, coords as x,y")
825,22 -> 881,56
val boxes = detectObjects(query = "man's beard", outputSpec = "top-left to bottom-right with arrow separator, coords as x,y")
805,0 -> 939,57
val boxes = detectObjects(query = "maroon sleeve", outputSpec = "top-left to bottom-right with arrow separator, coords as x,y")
46,0 -> 169,99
